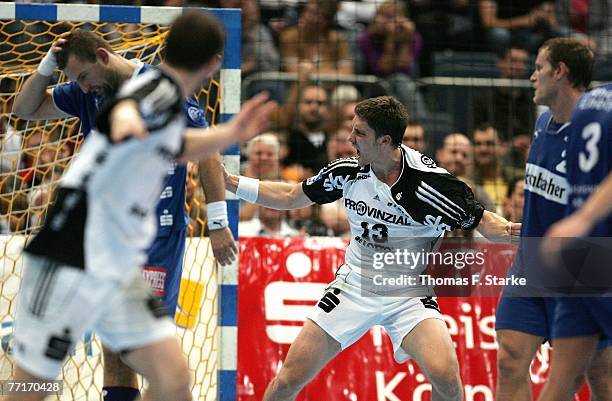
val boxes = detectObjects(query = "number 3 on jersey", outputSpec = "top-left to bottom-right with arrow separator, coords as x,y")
579,122 -> 601,173
360,222 -> 388,243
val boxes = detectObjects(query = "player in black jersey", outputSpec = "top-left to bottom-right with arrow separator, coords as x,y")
227,96 -> 520,401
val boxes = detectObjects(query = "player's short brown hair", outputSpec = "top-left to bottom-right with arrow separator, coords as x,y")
163,11 -> 225,72
354,96 -> 409,147
56,29 -> 114,70
541,38 -> 593,90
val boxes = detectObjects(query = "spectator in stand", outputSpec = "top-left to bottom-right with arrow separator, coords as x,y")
0,191 -> 28,234
502,176 -> 525,223
469,124 -> 522,213
240,204 -> 299,237
327,128 -> 357,161
279,0 -> 353,76
556,0 -> 612,79
479,0 -> 560,52
402,120 -> 427,153
240,133 -> 284,222
283,84 -> 330,177
326,84 -> 360,134
288,204 -> 332,236
359,0 -> 428,121
472,45 -> 536,143
243,133 -> 283,180
220,0 -> 283,101
436,132 -> 495,211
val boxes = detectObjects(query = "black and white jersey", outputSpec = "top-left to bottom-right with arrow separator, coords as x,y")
26,68 -> 185,285
303,145 -> 484,278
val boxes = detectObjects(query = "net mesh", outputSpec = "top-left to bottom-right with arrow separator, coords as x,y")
0,18 -> 220,401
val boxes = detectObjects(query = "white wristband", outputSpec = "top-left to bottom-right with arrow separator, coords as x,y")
236,176 -> 259,203
207,201 -> 228,230
37,48 -> 57,77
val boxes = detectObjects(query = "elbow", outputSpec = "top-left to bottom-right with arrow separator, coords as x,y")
12,101 -> 29,119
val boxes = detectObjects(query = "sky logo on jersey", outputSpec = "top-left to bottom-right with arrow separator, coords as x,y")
323,173 -> 350,191
525,163 -> 569,204
306,169 -> 325,185
424,214 -> 451,233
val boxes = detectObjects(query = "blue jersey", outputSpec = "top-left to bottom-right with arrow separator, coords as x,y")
522,110 -> 571,237
52,62 -> 208,237
565,84 -> 612,236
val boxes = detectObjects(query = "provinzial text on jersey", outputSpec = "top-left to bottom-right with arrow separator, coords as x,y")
344,198 -> 411,225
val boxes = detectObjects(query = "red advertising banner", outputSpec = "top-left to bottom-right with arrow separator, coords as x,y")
238,237 -> 589,401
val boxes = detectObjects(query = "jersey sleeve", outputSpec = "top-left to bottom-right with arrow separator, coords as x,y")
412,173 -> 485,231
302,158 -> 360,204
52,82 -> 84,117
184,97 -> 209,129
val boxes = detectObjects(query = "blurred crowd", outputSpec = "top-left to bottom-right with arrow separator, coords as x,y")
2,0 -> 611,238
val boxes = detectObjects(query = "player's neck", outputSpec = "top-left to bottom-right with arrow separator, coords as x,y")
550,87 -> 584,123
115,56 -> 138,82
371,147 -> 402,186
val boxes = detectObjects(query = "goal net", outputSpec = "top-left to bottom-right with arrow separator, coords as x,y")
0,4 -> 240,400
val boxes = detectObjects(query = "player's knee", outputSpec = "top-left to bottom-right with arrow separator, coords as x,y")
271,369 -> 307,398
427,362 -> 462,400
497,340 -> 529,375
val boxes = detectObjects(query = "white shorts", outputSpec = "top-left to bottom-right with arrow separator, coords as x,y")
12,254 -> 176,380
308,264 -> 443,363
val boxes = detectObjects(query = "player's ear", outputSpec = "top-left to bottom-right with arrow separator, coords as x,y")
96,48 -> 110,64
555,61 -> 569,81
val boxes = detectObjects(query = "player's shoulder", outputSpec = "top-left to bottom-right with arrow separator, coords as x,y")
400,145 -> 449,174
184,97 -> 208,128
576,84 -> 612,113
304,157 -> 361,186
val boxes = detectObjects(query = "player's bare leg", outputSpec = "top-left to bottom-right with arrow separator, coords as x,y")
585,346 -> 612,401
401,318 -> 463,401
102,346 -> 139,399
1,366 -> 46,401
262,319 -> 341,401
121,338 -> 191,401
495,329 -> 543,401
537,335 -> 599,401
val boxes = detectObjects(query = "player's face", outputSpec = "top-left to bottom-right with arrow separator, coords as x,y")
531,48 -> 557,106
349,116 -> 382,167
64,53 -> 121,96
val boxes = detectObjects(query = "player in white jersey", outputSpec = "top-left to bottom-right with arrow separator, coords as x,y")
5,11 -> 275,401
226,96 -> 520,401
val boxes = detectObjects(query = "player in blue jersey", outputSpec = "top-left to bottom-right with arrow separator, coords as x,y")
13,29 -> 237,401
495,38 -> 610,401
536,84 -> 612,401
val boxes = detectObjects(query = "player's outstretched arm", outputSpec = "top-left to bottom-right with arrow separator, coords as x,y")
178,93 -> 276,163
13,32 -> 70,120
478,210 -> 521,243
224,169 -> 314,210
